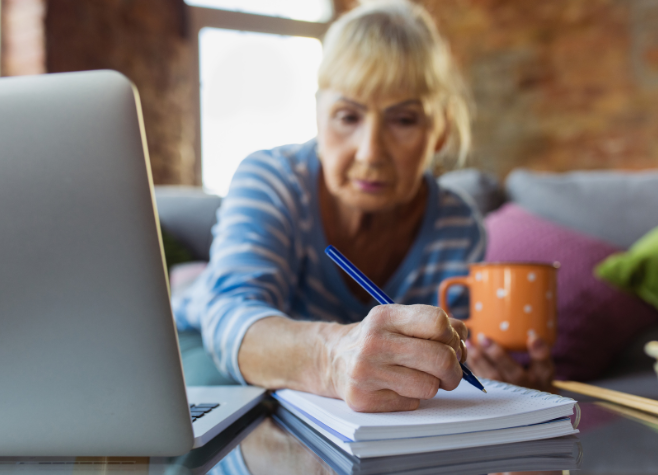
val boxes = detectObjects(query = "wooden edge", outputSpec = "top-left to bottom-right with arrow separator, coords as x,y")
554,380 -> 658,416
595,401 -> 658,429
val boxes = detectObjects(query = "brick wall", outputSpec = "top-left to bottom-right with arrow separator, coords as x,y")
336,0 -> 658,177
45,0 -> 196,185
3,1 -> 657,183
2,0 -> 196,185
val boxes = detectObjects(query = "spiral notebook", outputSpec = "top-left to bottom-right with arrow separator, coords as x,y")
274,405 -> 582,474
274,379 -> 579,458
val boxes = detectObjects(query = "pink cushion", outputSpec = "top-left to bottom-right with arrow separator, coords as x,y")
169,261 -> 208,296
485,203 -> 658,380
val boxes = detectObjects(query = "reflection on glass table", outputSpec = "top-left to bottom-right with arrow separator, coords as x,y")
0,406 -> 267,475
6,399 -> 658,475
269,405 -> 581,475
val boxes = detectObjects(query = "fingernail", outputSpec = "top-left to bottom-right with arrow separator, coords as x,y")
532,336 -> 546,349
455,341 -> 464,361
477,333 -> 491,348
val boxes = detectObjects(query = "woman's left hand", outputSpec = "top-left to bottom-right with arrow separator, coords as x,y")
465,334 -> 555,392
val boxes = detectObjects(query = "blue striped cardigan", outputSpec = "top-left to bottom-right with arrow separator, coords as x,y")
172,139 -> 486,384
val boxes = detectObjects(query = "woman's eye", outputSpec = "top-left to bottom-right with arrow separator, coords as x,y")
391,114 -> 418,126
336,112 -> 360,124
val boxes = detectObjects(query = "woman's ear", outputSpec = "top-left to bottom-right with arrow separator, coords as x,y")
434,115 -> 450,153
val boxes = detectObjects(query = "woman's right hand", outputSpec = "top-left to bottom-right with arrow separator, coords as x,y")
323,304 -> 467,412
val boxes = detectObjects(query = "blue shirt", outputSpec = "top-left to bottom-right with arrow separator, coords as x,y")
172,139 -> 486,384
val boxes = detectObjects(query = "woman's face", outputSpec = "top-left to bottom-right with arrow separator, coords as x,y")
316,90 -> 446,213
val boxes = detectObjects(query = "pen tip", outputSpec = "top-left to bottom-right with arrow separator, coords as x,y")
482,389 -> 487,393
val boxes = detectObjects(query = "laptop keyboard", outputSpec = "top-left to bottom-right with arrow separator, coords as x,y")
189,403 -> 220,423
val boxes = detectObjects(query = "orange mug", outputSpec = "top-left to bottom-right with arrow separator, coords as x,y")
439,262 -> 559,351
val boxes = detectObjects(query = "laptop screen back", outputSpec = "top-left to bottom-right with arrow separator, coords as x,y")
0,71 -> 193,455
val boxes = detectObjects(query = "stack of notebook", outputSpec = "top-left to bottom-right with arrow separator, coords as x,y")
273,378 -> 579,459
275,406 -> 582,475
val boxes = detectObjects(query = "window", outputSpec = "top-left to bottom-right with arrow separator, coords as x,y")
186,0 -> 332,22
186,0 -> 332,195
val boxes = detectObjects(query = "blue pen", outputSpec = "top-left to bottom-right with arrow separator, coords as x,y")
325,245 -> 486,394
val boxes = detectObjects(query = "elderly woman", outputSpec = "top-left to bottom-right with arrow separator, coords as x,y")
174,0 -> 553,413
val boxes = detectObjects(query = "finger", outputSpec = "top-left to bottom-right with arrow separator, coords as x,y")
477,334 -> 526,384
344,387 -> 420,413
527,335 -> 555,390
527,334 -> 551,361
368,365 -> 444,400
460,339 -> 467,363
449,318 -> 468,341
465,340 -> 503,381
370,304 -> 463,358
373,304 -> 458,343
387,337 -> 463,389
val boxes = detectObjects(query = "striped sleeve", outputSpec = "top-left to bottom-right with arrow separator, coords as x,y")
438,187 -> 487,319
397,185 -> 486,315
172,150 -> 302,385
440,186 -> 487,265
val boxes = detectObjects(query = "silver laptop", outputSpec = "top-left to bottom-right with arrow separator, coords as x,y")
0,70 -> 266,456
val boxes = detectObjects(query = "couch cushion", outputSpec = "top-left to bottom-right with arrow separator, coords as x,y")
439,168 -> 505,216
506,169 -> 658,249
485,203 -> 658,381
596,225 -> 658,311
154,186 -> 222,261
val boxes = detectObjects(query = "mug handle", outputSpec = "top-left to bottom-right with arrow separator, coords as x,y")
438,276 -> 472,319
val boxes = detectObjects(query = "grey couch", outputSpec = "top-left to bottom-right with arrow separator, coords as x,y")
155,168 -> 658,396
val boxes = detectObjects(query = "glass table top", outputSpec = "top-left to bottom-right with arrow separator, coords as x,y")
2,396 -> 658,475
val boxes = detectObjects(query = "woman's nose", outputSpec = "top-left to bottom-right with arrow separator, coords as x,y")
355,120 -> 385,166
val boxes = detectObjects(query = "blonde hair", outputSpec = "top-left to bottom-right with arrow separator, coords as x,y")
318,0 -> 472,171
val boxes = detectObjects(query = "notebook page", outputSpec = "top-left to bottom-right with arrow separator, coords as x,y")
275,402 -> 578,458
275,378 -> 576,441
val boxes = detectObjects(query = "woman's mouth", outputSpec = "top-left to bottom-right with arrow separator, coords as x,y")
353,179 -> 388,193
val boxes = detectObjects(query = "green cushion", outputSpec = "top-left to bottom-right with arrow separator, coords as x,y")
596,226 -> 658,310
